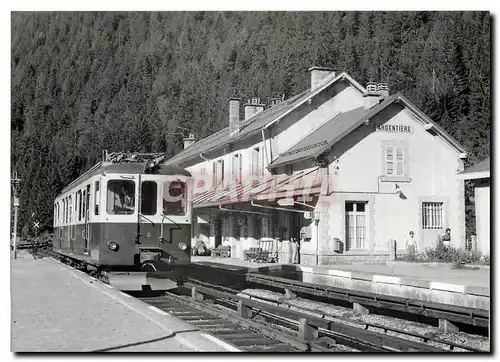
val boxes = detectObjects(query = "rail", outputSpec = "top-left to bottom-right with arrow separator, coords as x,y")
184,278 -> 485,352
245,273 -> 489,329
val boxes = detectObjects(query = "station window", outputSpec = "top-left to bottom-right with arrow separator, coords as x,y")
213,159 -> 225,186
141,181 -> 157,216
94,181 -> 100,215
422,202 -> 444,229
251,147 -> 264,177
163,181 -> 186,216
232,154 -> 242,184
384,145 -> 406,177
107,180 -> 135,215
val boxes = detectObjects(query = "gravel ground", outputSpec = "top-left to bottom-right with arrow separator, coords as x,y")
238,288 -> 490,352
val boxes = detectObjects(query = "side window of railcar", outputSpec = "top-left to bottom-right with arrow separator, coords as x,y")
107,180 -> 135,215
76,190 -> 82,221
141,181 -> 157,216
163,181 -> 186,216
85,184 -> 91,218
94,181 -> 100,215
82,190 -> 86,220
69,195 -> 72,223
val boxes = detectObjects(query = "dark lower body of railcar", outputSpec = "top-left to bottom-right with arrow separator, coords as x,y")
53,222 -> 191,272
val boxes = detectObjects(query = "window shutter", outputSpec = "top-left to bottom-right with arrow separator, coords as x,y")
385,146 -> 394,175
252,148 -> 259,176
212,162 -> 216,186
395,146 -> 404,176
238,154 -> 242,183
221,160 -> 225,184
261,146 -> 265,176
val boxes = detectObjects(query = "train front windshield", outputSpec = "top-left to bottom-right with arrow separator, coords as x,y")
107,180 -> 135,215
163,181 -> 187,216
104,178 -> 188,217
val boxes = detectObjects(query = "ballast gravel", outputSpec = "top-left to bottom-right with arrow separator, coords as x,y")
237,288 -> 490,352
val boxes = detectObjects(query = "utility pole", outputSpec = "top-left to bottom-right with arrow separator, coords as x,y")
11,170 -> 21,259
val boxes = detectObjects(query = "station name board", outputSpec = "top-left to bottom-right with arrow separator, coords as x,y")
376,124 -> 412,133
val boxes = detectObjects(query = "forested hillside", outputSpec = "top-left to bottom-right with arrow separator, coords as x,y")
11,11 -> 490,235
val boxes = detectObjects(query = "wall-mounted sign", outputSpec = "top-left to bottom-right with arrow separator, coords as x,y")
376,124 -> 412,133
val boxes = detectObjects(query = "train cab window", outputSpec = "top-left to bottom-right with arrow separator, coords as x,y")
163,181 -> 186,216
141,181 -> 157,215
107,180 -> 135,215
94,181 -> 100,215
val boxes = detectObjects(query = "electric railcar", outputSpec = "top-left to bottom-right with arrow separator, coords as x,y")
53,153 -> 192,273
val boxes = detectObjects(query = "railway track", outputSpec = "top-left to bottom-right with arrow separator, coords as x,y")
181,277 -> 487,353
37,249 -> 488,352
245,272 -> 490,330
139,292 -> 333,352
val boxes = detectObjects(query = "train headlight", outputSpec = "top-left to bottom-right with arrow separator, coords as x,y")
146,160 -> 155,169
178,242 -> 187,251
108,241 -> 119,252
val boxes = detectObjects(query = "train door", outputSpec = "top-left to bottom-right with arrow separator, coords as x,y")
84,184 -> 91,252
138,176 -> 159,247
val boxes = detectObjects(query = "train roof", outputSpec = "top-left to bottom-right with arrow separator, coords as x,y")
58,162 -> 191,197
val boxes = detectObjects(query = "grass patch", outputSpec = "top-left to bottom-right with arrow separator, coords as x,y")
399,246 -> 489,267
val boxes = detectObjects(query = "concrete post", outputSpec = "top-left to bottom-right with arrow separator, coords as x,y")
237,300 -> 252,319
471,235 -> 478,252
191,287 -> 204,301
439,319 -> 459,334
298,318 -> 318,341
353,302 -> 369,315
389,239 -> 397,260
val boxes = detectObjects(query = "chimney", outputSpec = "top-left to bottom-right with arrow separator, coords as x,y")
377,83 -> 390,98
244,97 -> 265,120
229,98 -> 241,135
363,81 -> 381,109
269,97 -> 283,107
309,66 -> 336,90
183,133 -> 195,149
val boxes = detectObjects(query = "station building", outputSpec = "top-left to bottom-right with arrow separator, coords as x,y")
164,67 -> 468,264
458,158 -> 490,255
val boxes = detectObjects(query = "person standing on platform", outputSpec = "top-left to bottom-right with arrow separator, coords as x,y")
405,230 -> 418,254
437,228 -> 451,251
290,237 -> 299,264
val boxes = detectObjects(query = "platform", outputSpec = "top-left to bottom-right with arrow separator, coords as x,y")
10,251 -> 240,352
192,256 -> 283,271
192,256 -> 490,310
